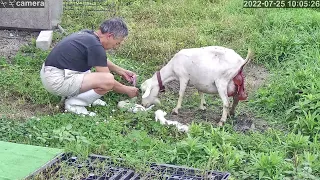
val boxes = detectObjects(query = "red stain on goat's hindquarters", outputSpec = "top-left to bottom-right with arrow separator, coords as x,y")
229,68 -> 248,100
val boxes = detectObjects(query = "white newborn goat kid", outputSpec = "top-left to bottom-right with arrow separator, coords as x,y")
141,46 -> 253,126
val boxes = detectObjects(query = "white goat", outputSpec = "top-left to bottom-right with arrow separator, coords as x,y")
141,46 -> 253,126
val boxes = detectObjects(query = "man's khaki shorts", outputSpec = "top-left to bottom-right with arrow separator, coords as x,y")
40,63 -> 85,97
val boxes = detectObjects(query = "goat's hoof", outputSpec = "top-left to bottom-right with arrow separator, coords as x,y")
217,122 -> 224,127
199,106 -> 206,111
171,108 -> 179,115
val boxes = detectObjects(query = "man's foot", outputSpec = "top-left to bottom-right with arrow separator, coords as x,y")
92,99 -> 107,106
65,104 -> 96,116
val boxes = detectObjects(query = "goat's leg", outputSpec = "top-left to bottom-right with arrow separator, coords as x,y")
172,78 -> 189,115
216,81 -> 229,126
230,93 -> 239,117
199,91 -> 206,110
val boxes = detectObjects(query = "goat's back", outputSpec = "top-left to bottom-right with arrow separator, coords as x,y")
168,46 -> 245,94
171,46 -> 245,78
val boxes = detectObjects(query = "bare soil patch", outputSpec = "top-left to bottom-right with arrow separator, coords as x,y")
0,95 -> 59,120
0,29 -> 39,62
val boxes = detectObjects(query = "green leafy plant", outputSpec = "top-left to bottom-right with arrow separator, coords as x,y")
286,93 -> 320,138
251,151 -> 285,179
284,132 -> 310,155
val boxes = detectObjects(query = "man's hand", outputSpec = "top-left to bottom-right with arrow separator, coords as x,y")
104,60 -> 137,86
119,69 -> 137,86
126,86 -> 139,98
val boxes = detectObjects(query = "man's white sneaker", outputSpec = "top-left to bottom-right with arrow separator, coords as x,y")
65,104 -> 96,116
64,89 -> 104,116
92,99 -> 107,106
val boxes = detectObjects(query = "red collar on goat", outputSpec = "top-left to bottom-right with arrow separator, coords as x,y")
156,71 -> 165,92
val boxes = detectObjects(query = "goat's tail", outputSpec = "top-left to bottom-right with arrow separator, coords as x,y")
233,48 -> 254,101
242,48 -> 254,67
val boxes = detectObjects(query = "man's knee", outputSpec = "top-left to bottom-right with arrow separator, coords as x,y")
93,73 -> 115,95
81,72 -> 115,93
105,73 -> 115,84
101,73 -> 115,89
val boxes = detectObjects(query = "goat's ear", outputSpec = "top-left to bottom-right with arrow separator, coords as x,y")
142,87 -> 151,98
141,79 -> 152,98
154,98 -> 161,105
141,79 -> 150,91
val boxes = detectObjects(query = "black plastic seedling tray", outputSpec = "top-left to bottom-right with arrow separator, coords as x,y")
27,153 -> 230,180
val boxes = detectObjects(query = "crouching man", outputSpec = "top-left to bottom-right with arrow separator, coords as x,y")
40,17 -> 139,116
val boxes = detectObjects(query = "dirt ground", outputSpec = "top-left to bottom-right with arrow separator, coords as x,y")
0,95 -> 58,120
0,29 -> 270,132
0,29 -> 39,62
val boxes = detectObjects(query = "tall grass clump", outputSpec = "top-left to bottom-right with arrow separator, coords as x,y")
248,10 -> 320,138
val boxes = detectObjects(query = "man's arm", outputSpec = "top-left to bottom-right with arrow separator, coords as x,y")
95,58 -> 136,85
94,65 -> 126,92
95,66 -> 111,73
112,80 -> 129,94
104,60 -> 136,83
93,65 -> 137,97
94,60 -> 123,74
106,60 -> 124,74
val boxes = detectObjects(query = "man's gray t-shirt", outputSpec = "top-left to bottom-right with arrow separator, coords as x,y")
45,30 -> 107,72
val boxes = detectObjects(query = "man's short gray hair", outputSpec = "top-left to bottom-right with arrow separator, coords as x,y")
99,17 -> 128,38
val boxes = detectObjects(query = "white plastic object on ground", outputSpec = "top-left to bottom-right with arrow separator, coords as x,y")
154,110 -> 189,133
92,99 -> 107,106
117,100 -> 154,113
65,104 -> 96,117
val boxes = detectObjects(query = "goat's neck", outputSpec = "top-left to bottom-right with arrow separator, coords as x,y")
159,64 -> 175,85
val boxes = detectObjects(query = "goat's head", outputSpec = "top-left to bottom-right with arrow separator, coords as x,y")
140,78 -> 161,107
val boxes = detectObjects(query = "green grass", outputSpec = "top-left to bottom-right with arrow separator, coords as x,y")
1,0 -> 320,179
